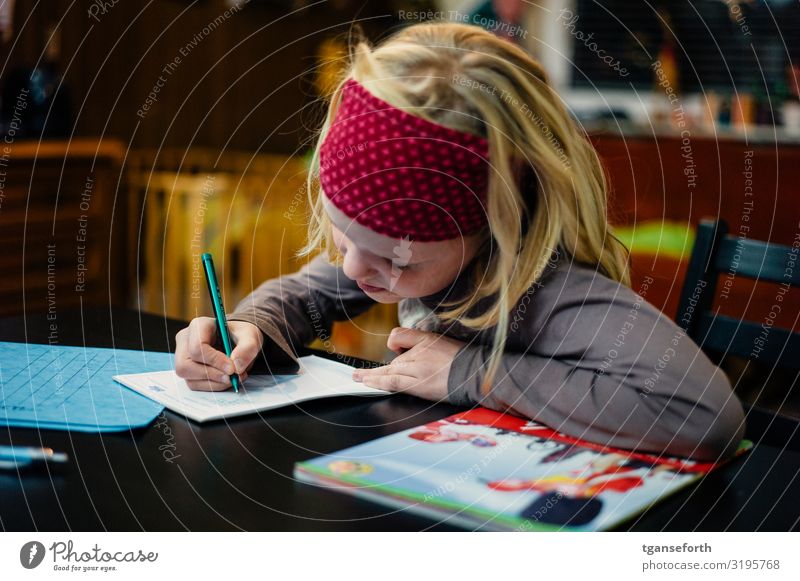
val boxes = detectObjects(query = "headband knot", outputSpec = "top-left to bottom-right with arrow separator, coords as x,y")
319,78 -> 490,241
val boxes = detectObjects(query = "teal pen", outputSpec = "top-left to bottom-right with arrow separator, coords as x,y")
201,252 -> 241,393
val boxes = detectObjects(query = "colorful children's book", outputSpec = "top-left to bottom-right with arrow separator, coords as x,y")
294,408 -> 752,531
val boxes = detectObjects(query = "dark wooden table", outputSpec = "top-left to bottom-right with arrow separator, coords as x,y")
1,308 -> 798,531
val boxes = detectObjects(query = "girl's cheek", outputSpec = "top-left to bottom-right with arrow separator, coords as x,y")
384,270 -> 408,292
397,273 -> 427,295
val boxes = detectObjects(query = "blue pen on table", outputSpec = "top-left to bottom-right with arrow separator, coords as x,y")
0,445 -> 69,470
201,252 -> 241,393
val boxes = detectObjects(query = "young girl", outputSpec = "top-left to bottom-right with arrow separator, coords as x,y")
174,22 -> 744,462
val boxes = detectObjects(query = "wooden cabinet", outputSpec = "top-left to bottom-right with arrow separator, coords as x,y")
0,139 -> 126,318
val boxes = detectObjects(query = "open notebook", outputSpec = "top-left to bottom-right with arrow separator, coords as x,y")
113,355 -> 389,423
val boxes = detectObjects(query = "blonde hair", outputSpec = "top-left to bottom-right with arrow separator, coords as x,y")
301,22 -> 630,393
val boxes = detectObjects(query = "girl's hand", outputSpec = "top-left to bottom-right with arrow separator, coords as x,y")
352,327 -> 465,401
175,317 -> 264,391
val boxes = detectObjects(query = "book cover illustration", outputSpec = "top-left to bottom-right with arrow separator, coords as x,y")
295,408 -> 751,531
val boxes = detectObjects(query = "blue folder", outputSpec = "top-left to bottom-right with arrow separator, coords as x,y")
0,342 -> 171,432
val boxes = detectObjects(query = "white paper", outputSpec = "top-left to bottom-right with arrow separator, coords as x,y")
113,355 -> 389,423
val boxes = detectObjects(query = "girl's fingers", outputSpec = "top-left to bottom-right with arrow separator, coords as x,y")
179,360 -> 233,387
192,316 -> 218,345
228,326 -> 262,374
185,378 -> 234,392
354,359 -> 416,381
386,327 -> 429,353
193,342 -> 235,375
359,372 -> 417,392
187,318 -> 235,374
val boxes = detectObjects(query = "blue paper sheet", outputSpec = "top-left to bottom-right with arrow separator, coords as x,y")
0,342 -> 172,432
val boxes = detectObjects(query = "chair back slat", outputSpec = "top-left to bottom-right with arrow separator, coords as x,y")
714,236 -> 800,284
695,313 -> 800,370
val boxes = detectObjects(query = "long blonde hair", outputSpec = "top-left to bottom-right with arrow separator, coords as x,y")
301,22 -> 630,393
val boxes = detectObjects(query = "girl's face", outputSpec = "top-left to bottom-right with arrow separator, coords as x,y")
326,201 -> 483,304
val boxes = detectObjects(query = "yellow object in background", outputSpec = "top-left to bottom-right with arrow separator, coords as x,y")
316,37 -> 348,98
613,221 -> 696,261
732,93 -> 755,128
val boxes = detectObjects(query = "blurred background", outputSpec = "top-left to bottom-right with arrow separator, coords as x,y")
0,0 -> 797,417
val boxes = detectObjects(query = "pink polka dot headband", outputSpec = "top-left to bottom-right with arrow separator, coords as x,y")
318,78 -> 490,242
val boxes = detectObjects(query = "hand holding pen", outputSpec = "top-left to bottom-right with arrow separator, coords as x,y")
174,253 -> 264,392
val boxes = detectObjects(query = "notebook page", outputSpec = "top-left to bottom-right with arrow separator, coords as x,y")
113,355 -> 388,422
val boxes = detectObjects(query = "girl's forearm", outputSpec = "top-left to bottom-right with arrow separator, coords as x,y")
226,253 -> 375,366
446,343 -> 745,462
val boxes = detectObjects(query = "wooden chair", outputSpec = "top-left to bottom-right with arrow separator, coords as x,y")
676,219 -> 800,449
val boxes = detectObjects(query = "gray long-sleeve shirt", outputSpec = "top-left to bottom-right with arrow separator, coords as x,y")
227,251 -> 745,462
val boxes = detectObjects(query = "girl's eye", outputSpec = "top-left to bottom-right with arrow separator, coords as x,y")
389,259 -> 411,271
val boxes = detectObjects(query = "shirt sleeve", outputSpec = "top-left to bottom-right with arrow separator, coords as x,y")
227,253 -> 376,368
445,276 -> 746,462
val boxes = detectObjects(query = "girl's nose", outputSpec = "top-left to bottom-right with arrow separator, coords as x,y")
341,245 -> 380,281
